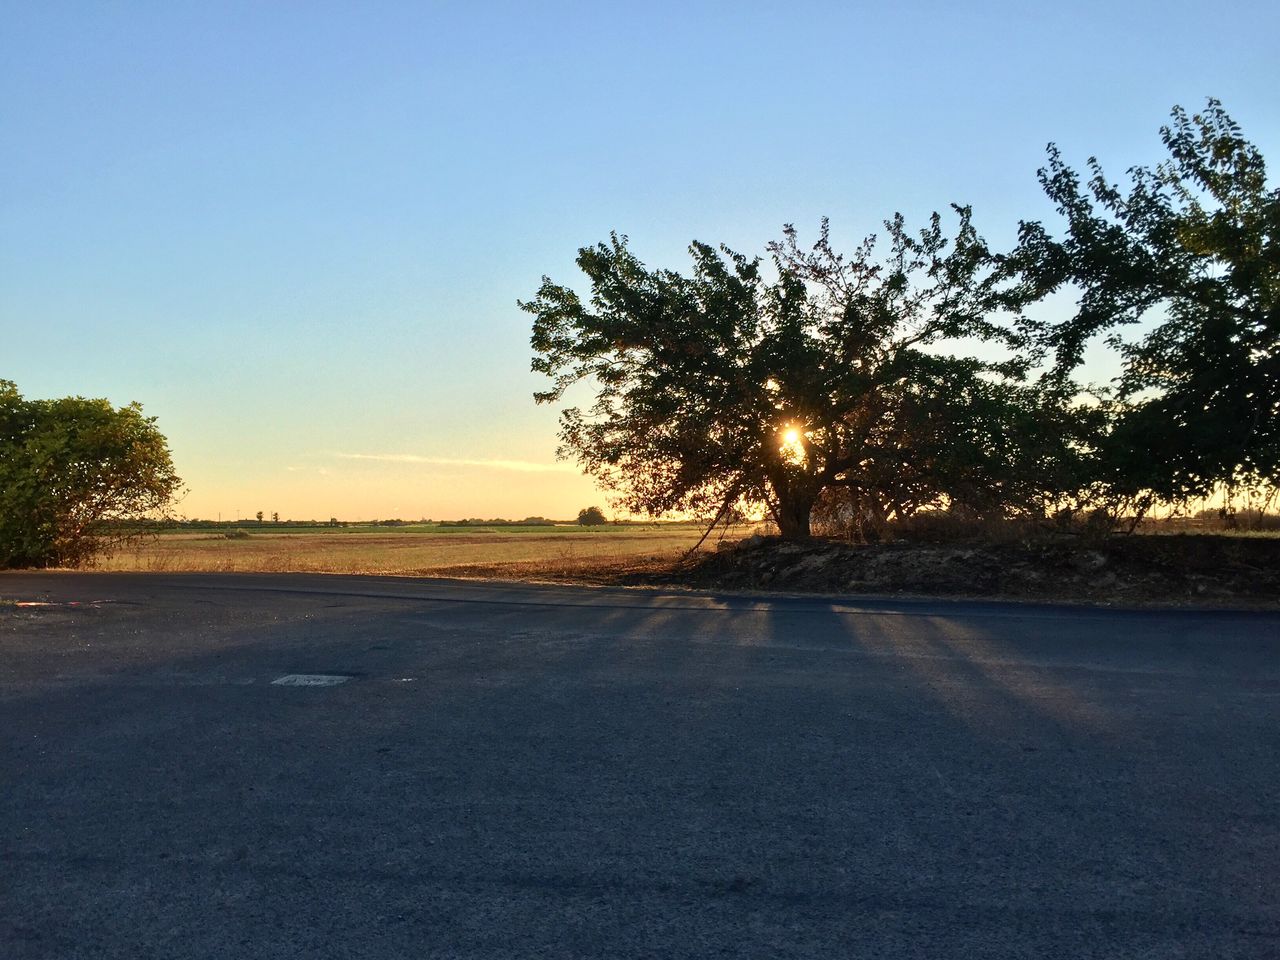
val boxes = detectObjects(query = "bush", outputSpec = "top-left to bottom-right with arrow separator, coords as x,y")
0,380 -> 182,567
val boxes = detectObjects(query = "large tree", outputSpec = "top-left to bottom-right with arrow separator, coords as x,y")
0,381 -> 183,567
1011,100 -> 1279,502
527,213 -> 1088,538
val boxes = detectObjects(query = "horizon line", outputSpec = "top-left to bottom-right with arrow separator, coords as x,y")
332,452 -> 578,473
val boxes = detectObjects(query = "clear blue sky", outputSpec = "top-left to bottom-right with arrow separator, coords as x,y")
3,1 -> 1276,519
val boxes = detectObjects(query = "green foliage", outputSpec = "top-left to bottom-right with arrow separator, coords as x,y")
527,215 -> 1093,538
0,380 -> 182,567
576,505 -> 608,526
1011,99 -> 1279,503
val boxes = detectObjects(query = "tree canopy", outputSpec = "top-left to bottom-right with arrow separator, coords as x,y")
527,213 -> 1092,538
528,100 -> 1275,537
0,381 -> 182,567
1011,99 -> 1278,503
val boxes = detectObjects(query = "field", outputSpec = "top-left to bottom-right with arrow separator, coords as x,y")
97,524 -> 725,580
84,516 -> 1280,602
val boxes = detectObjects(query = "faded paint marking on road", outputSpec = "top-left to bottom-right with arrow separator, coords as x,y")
271,674 -> 353,687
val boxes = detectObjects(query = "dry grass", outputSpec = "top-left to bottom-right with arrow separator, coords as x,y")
96,528 -> 718,578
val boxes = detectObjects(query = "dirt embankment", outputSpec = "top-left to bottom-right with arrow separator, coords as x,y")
652,534 -> 1280,607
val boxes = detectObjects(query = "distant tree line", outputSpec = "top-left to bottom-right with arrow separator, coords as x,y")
438,517 -> 559,527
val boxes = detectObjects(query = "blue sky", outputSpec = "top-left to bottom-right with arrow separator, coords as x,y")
3,1 -> 1276,519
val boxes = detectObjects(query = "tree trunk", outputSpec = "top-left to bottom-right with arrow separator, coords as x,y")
775,493 -> 815,540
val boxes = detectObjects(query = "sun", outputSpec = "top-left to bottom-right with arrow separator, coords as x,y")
779,427 -> 806,465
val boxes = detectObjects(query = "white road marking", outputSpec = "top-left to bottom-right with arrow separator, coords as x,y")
930,765 -> 956,796
271,674 -> 352,686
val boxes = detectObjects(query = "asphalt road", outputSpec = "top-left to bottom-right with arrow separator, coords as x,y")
2,573 -> 1278,959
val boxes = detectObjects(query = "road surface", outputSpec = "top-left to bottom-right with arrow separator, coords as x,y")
2,573 -> 1278,958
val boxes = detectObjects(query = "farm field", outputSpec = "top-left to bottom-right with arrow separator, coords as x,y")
78,517 -> 1280,600
96,524 -> 726,579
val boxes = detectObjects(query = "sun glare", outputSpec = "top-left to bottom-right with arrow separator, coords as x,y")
779,427 -> 806,465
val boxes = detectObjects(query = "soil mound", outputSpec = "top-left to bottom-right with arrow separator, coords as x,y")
670,534 -> 1280,606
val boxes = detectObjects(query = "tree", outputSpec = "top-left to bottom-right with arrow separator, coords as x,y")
256,511 -> 264,523
0,381 -> 182,568
1010,100 -> 1279,503
576,505 -> 607,526
271,511 -> 279,523
527,214 -> 1081,538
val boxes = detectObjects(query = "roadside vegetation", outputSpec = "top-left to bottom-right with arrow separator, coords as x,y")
78,513 -> 1275,607
93,523 -> 714,577
0,381 -> 181,568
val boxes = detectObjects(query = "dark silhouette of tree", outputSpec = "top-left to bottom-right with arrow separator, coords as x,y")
255,511 -> 264,523
527,215 -> 1084,538
0,380 -> 182,567
576,506 -> 607,526
1010,99 -> 1278,504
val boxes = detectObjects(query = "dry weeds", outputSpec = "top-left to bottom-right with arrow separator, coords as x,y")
96,529 -> 712,578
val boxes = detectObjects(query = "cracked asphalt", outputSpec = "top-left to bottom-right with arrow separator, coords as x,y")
2,572 -> 1278,958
